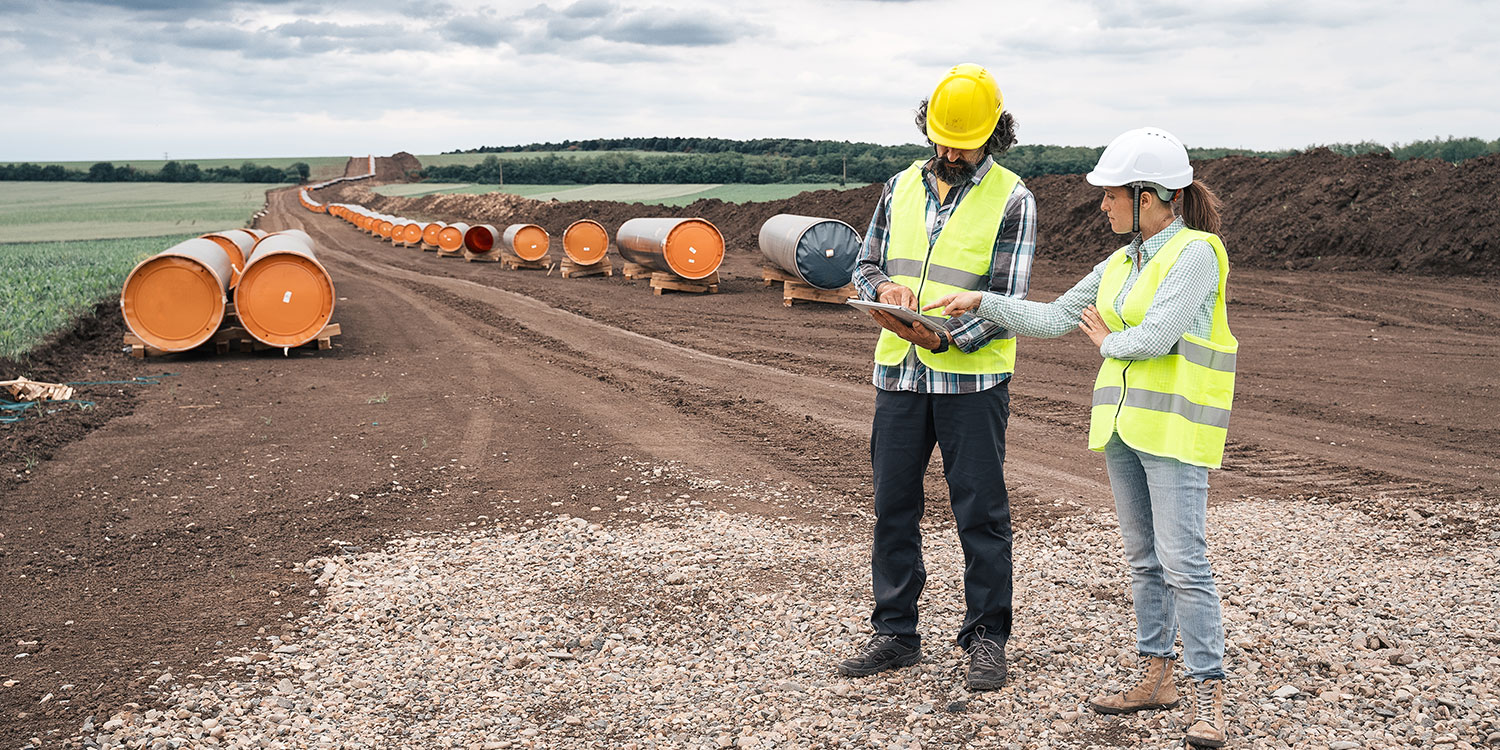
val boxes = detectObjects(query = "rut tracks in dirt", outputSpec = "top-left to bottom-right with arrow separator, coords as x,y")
361,272 -> 872,493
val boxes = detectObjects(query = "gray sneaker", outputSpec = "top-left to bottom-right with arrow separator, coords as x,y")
964,636 -> 1008,691
837,634 -> 921,677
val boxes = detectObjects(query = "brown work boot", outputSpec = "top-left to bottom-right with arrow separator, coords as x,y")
1087,655 -> 1180,714
1184,678 -> 1228,748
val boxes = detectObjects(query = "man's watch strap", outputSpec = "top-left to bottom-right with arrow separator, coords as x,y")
930,328 -> 952,354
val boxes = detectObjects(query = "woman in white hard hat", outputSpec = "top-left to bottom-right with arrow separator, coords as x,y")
926,127 -> 1237,748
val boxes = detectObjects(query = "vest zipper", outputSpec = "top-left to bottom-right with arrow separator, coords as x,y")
1115,362 -> 1131,428
914,186 -> 943,304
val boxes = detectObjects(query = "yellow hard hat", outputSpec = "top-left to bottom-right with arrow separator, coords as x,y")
926,63 -> 1004,150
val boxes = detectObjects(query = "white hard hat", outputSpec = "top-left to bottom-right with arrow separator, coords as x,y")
1086,127 -> 1194,190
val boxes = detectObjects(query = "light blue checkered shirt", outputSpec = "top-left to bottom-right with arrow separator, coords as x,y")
975,217 -> 1218,359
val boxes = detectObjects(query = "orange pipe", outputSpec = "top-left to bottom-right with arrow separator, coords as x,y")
562,219 -> 609,265
200,231 -> 255,288
503,223 -> 550,262
437,223 -> 471,253
233,232 -> 336,349
615,218 -> 724,280
421,222 -> 446,250
463,224 -> 500,255
120,238 -> 232,352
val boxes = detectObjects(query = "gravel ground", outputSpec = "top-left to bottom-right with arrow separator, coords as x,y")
57,461 -> 1500,749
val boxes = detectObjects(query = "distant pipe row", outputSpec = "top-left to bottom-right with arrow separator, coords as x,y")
298,155 -> 377,213
301,177 -> 867,288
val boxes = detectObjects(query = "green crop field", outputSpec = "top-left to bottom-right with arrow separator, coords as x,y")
0,234 -> 198,360
369,182 -> 866,206
0,182 -> 280,244
0,181 -> 277,359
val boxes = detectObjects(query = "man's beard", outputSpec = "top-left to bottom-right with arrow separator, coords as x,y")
932,156 -> 978,184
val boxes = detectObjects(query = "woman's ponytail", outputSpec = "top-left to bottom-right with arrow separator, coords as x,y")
1180,179 -> 1223,235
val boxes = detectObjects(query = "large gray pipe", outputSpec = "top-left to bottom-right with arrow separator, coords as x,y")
757,214 -> 863,290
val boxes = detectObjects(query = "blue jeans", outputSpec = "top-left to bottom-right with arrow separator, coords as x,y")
1103,434 -> 1226,681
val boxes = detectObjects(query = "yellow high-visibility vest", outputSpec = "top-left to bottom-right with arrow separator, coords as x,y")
873,160 -> 1020,375
1087,227 -> 1238,468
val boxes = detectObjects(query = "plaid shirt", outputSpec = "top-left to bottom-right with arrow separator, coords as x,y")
974,217 -> 1218,359
853,155 -> 1036,394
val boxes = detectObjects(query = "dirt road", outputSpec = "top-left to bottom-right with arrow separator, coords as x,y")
2,186 -> 1496,746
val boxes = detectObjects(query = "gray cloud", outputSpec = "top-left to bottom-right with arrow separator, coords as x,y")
1,0 -> 1494,162
437,11 -> 514,48
609,15 -> 741,46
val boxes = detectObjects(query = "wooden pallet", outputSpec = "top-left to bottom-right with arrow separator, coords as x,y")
124,323 -> 342,358
436,248 -> 463,259
500,251 -> 550,271
621,261 -> 654,280
651,271 -> 719,295
761,265 -> 854,307
560,256 -> 613,278
463,249 -> 502,262
421,244 -> 440,253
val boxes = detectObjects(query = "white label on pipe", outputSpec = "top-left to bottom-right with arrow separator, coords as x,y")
825,248 -> 836,258
283,291 -> 293,303
583,247 -> 591,252
689,246 -> 698,254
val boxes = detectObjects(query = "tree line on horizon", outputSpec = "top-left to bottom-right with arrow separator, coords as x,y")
424,135 -> 1498,185
3,136 -> 1495,184
0,160 -> 311,183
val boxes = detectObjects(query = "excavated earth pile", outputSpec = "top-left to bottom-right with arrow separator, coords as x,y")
333,149 -> 1499,276
343,152 -> 421,181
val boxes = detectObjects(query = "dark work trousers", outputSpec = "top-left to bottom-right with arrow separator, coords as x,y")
870,382 -> 1012,649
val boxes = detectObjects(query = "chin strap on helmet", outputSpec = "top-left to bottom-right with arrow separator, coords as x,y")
1131,184 -> 1142,235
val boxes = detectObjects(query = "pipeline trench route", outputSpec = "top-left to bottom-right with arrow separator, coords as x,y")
272,187 -> 1494,525
285,210 -> 1063,520
374,275 -> 877,494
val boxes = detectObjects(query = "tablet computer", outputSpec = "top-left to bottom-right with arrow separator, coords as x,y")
846,299 -> 948,333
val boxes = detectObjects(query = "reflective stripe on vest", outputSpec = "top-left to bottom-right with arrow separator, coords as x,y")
1086,227 -> 1238,468
873,160 -> 1021,375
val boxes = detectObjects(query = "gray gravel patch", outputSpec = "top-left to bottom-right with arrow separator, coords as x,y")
73,463 -> 1500,749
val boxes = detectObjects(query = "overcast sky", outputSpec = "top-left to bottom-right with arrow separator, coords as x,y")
2,0 -> 1496,161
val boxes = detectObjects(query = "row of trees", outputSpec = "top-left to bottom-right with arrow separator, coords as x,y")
451,137 -> 931,160
434,136 -> 1499,185
423,145 -> 1263,185
0,161 -> 311,183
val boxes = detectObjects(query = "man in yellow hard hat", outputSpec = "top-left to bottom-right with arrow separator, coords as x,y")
840,63 -> 1035,691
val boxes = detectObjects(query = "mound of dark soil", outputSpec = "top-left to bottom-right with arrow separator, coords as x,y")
321,149 -> 1500,276
343,152 -> 422,182
1029,149 -> 1500,275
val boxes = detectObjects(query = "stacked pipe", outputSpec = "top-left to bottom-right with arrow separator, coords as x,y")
120,237 -> 237,352
234,229 -> 337,349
